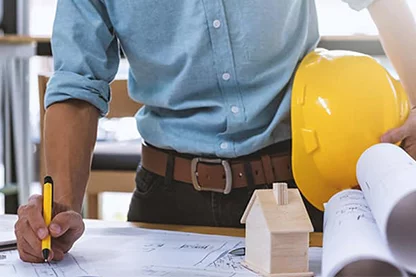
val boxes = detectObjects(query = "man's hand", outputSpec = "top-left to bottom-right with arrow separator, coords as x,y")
381,109 -> 416,160
14,195 -> 85,263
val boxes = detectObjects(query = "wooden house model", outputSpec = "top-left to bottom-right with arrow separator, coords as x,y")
240,183 -> 314,277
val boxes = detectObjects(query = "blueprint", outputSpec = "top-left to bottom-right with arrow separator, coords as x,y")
70,227 -> 257,277
0,218 -> 323,277
0,250 -> 99,277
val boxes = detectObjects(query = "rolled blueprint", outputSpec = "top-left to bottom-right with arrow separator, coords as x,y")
322,189 -> 406,277
357,143 -> 416,274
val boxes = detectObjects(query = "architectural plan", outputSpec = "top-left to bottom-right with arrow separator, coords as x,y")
0,215 -> 323,276
0,250 -> 99,277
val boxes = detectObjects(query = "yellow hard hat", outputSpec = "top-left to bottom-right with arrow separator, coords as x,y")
291,48 -> 409,211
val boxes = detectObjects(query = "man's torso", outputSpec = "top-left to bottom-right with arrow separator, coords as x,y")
64,0 -> 320,158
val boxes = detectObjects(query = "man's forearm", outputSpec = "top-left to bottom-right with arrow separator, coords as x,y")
368,0 -> 416,105
44,100 -> 100,213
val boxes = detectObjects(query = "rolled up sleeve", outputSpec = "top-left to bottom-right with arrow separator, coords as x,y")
342,0 -> 378,11
45,0 -> 120,116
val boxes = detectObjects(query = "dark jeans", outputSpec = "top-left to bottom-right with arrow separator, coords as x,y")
127,153 -> 324,232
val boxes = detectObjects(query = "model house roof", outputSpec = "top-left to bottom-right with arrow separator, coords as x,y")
241,188 -> 314,233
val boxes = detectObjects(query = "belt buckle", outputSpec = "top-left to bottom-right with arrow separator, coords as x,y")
191,157 -> 232,194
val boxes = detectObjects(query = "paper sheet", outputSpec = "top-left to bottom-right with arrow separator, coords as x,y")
83,226 -> 327,277
322,189 -> 407,277
76,226 -> 324,277
0,217 -> 324,277
0,250 -> 99,277
0,214 -> 17,248
357,143 -> 416,273
0,225 -> 256,277
72,227 -> 257,277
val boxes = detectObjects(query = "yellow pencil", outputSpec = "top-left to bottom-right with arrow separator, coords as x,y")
42,176 -> 53,262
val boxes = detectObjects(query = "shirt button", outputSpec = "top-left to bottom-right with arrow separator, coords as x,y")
222,73 -> 231,81
213,20 -> 221,29
220,142 -> 228,149
231,106 -> 239,114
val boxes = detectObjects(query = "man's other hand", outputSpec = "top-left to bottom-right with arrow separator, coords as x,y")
381,109 -> 416,160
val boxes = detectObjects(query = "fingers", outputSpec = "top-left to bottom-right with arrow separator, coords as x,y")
15,219 -> 41,256
49,211 -> 84,239
51,240 -> 67,261
52,250 -> 65,261
16,234 -> 45,263
399,136 -> 416,160
381,124 -> 408,144
15,218 -> 65,262
48,212 -> 84,261
18,195 -> 48,240
48,211 -> 85,259
15,194 -> 50,263
15,195 -> 84,263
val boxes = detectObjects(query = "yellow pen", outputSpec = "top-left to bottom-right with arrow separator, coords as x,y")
42,176 -> 53,262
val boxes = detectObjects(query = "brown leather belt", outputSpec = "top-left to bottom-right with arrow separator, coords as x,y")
141,142 -> 293,194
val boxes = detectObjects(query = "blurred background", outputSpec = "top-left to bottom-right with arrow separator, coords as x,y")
0,0 -> 414,221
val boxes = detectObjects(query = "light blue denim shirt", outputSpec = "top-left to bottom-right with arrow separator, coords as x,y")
45,0 -> 374,158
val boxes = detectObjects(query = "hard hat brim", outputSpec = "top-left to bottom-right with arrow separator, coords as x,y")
291,137 -> 341,211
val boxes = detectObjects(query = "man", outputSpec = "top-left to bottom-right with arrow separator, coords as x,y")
15,0 -> 416,262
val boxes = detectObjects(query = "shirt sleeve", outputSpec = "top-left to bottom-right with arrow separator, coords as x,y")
342,0 -> 378,11
45,0 -> 120,116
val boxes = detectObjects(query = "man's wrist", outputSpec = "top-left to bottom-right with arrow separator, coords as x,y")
55,195 -> 83,214
47,177 -> 86,213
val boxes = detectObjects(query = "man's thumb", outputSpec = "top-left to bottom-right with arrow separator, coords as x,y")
381,125 -> 408,144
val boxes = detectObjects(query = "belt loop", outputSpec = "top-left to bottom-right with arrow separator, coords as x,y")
243,162 -> 256,194
261,154 -> 276,184
164,153 -> 175,190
